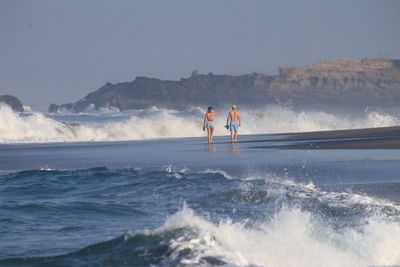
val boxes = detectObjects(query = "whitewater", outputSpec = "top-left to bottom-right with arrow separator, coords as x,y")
0,104 -> 398,143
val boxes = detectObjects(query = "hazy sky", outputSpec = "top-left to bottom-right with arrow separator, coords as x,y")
1,0 -> 399,109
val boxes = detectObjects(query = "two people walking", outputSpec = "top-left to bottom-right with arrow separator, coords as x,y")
203,105 -> 241,144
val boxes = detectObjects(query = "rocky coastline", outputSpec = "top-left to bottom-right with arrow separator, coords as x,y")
49,59 -> 400,113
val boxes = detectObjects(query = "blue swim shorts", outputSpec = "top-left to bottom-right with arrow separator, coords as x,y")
229,121 -> 239,131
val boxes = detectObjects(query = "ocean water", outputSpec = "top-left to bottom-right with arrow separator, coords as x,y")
1,105 -> 400,267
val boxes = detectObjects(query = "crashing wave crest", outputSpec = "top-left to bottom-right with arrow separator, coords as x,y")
0,104 -> 399,143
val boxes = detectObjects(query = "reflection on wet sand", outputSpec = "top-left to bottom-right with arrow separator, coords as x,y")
230,143 -> 240,154
207,143 -> 216,153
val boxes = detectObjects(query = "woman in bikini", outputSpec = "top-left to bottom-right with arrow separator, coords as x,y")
203,106 -> 219,144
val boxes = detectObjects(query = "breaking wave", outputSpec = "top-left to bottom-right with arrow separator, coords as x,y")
2,204 -> 399,267
150,204 -> 400,267
1,167 -> 400,266
0,104 -> 399,143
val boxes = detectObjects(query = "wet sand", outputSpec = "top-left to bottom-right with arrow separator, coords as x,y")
1,126 -> 400,172
246,126 -> 400,149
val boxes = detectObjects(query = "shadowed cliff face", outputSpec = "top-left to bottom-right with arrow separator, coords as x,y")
49,59 -> 400,113
0,95 -> 24,112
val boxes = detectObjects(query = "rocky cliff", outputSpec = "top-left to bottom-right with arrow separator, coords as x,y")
0,95 -> 24,112
49,59 -> 400,113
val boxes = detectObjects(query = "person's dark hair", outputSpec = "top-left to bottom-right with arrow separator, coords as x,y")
207,106 -> 214,112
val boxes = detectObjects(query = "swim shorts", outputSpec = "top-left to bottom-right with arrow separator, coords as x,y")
205,120 -> 215,128
229,121 -> 239,131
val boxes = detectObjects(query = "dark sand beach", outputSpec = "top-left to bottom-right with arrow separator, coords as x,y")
2,126 -> 400,173
245,126 -> 400,149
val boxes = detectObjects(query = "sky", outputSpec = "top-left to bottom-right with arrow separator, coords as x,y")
1,0 -> 399,109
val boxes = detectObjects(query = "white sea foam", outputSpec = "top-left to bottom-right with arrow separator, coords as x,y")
243,172 -> 400,214
202,169 -> 234,179
147,204 -> 400,267
39,167 -> 56,171
162,165 -> 190,179
1,104 -> 399,143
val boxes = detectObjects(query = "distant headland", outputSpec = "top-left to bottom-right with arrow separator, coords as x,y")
49,59 -> 400,113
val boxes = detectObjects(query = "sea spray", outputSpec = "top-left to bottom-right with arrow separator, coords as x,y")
1,104 -> 399,143
135,204 -> 400,267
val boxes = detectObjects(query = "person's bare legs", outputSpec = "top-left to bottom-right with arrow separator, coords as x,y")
230,130 -> 234,143
207,128 -> 212,143
210,128 -> 214,143
234,131 -> 238,143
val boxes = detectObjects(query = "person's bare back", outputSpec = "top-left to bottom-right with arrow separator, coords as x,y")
229,110 -> 240,122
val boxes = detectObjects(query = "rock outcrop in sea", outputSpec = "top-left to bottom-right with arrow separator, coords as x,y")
49,59 -> 400,113
0,95 -> 24,112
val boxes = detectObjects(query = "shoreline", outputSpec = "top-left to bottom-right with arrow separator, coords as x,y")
243,126 -> 400,149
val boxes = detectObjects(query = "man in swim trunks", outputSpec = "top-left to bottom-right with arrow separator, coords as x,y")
226,105 -> 241,143
203,106 -> 219,144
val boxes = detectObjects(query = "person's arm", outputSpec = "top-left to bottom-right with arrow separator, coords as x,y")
238,112 -> 241,127
226,112 -> 231,125
203,114 -> 207,129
